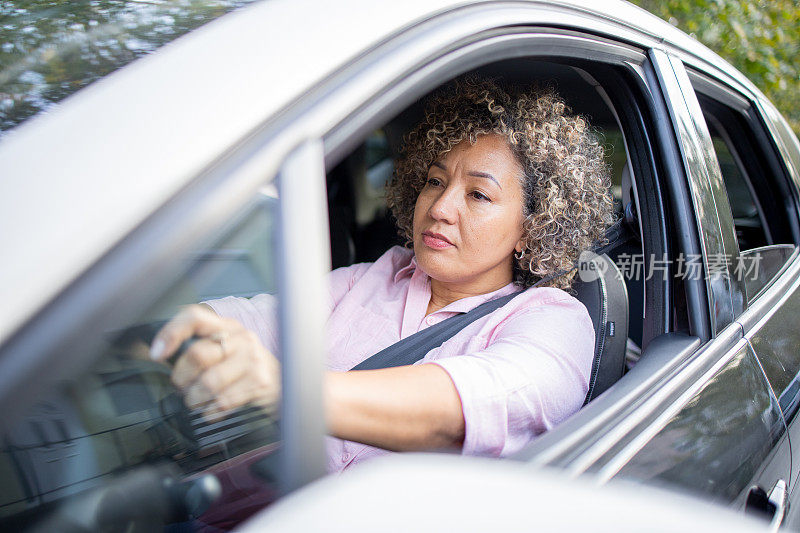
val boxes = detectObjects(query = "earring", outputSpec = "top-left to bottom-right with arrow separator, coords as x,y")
515,249 -> 526,260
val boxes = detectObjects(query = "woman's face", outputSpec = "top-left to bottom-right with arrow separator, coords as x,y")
413,133 -> 526,291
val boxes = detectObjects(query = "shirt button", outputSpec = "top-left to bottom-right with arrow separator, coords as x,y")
342,453 -> 351,463
426,316 -> 436,325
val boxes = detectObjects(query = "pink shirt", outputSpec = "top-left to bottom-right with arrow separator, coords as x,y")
205,246 -> 594,473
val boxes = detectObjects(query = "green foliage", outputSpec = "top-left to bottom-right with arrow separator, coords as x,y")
630,0 -> 800,135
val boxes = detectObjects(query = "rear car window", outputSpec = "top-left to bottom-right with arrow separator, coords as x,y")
691,79 -> 800,302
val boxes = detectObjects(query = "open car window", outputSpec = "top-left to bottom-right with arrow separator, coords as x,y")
325,58 -> 655,351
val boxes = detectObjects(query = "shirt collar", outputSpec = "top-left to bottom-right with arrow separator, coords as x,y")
437,282 -> 522,314
394,254 -> 418,282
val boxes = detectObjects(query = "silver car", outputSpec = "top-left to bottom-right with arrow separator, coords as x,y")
1,0 -> 799,530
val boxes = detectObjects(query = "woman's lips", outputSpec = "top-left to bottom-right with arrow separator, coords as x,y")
422,232 -> 453,250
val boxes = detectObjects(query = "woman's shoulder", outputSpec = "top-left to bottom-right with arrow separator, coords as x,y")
483,286 -> 595,371
375,245 -> 415,273
498,285 -> 594,336
511,285 -> 588,312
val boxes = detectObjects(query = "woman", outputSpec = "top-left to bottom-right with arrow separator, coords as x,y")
150,77 -> 614,473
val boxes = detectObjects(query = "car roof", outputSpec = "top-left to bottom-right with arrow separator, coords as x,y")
0,0 -> 762,345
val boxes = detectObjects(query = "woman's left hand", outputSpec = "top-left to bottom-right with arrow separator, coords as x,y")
150,304 -> 281,418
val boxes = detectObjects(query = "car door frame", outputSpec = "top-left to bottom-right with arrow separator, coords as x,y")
314,7 -> 789,515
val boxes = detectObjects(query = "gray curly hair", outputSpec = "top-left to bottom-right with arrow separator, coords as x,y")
386,76 -> 615,289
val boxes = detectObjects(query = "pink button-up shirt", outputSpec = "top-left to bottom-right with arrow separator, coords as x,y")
205,246 -> 594,474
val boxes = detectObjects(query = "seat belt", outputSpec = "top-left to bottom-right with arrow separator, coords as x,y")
350,218 -> 635,372
351,291 -> 521,371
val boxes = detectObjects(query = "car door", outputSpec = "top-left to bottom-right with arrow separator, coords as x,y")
679,59 -> 800,528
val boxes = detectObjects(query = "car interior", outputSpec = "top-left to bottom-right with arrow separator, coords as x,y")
325,58 -> 646,396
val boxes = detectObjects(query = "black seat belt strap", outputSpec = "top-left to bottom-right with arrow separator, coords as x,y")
350,291 -> 519,371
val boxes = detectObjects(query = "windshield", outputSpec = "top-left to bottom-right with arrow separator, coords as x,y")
0,0 -> 259,137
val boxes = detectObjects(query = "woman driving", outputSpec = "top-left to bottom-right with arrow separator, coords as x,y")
150,77 -> 614,473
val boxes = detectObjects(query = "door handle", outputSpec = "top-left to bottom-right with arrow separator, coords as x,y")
746,479 -> 787,532
767,479 -> 787,532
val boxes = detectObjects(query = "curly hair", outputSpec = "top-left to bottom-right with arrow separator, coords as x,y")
386,77 -> 615,289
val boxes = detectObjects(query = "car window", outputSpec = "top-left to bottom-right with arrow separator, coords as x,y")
691,79 -> 799,302
707,131 -> 766,248
0,0 -> 259,137
327,56 -> 683,380
0,189 -> 282,532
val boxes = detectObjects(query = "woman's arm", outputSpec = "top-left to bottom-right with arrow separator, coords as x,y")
152,305 -> 466,451
325,365 -> 465,451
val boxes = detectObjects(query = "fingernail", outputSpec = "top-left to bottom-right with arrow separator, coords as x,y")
150,338 -> 166,360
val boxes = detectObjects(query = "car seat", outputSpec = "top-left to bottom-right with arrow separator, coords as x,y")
572,253 -> 629,405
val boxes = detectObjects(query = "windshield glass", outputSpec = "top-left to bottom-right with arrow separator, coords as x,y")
0,0 -> 259,137
0,189 -> 283,531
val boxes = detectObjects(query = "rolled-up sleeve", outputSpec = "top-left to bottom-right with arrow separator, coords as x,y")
430,297 -> 594,457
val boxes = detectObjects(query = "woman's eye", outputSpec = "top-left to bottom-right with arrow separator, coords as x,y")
426,177 -> 442,187
471,191 -> 490,201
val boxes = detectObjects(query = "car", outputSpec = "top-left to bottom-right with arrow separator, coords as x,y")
1,0 -> 799,530
237,453 -> 772,533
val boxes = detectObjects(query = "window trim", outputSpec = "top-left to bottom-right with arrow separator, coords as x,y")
323,29 -> 646,167
653,52 -> 744,333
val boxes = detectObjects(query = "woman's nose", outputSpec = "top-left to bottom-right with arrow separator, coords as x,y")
428,187 -> 459,223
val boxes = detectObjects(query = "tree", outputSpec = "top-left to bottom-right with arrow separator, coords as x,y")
0,0 -> 256,135
630,0 -> 800,136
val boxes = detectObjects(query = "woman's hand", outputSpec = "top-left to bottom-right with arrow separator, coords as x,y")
150,304 -> 281,418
